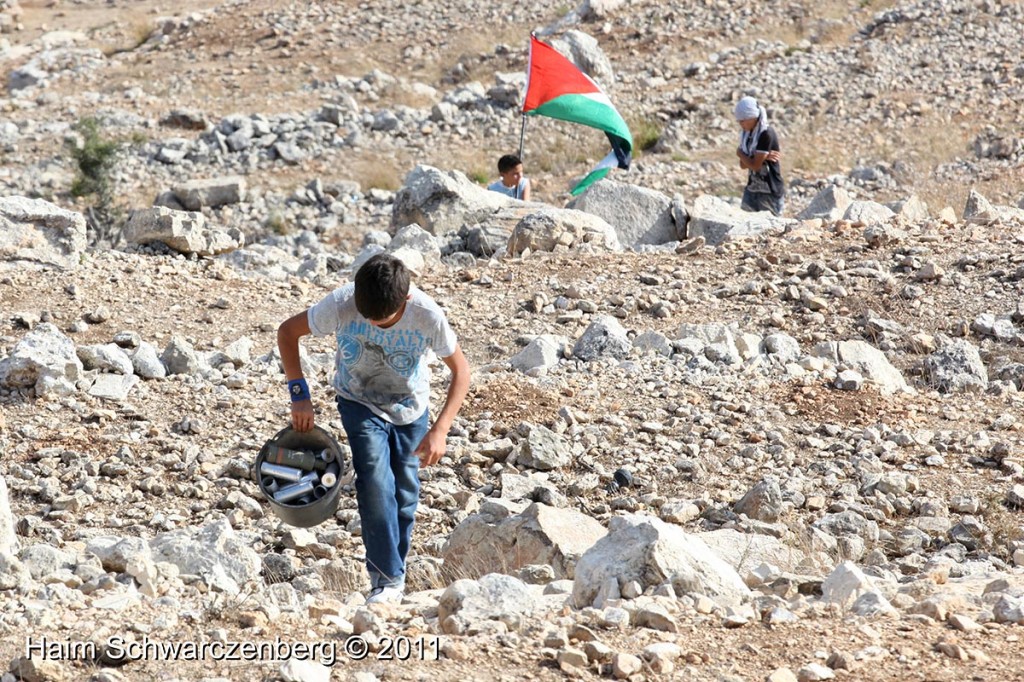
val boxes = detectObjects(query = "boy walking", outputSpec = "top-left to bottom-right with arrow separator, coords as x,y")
277,254 -> 470,604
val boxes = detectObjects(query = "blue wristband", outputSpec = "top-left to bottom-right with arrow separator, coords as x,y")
288,378 -> 311,403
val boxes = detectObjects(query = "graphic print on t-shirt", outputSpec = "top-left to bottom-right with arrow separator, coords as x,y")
336,319 -> 432,416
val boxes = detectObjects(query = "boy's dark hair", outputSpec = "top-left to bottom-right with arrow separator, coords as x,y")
497,154 -> 522,174
354,254 -> 410,320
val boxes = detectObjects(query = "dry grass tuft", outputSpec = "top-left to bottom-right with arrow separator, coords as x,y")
353,158 -> 403,192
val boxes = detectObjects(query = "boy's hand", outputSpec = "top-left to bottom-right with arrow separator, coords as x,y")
766,150 -> 782,163
414,426 -> 447,467
291,399 -> 314,432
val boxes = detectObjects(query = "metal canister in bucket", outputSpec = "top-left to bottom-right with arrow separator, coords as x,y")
253,425 -> 348,528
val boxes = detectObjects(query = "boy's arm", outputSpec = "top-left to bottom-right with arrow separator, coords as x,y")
277,310 -> 315,432
520,179 -> 532,202
414,345 -> 471,467
737,148 -> 770,171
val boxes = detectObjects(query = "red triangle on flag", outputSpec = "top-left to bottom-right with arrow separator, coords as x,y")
522,35 -> 602,113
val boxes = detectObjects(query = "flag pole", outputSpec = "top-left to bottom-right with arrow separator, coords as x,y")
517,114 -> 527,160
518,32 -> 535,162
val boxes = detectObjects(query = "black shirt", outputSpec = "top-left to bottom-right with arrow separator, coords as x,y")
745,127 -> 784,198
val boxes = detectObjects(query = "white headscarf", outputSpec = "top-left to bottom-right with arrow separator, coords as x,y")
735,96 -> 769,157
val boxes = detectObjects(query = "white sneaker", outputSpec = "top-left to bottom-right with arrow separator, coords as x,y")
366,585 -> 404,604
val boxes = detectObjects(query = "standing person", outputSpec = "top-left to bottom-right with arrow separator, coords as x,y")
487,153 -> 532,201
734,96 -> 785,216
277,253 -> 471,604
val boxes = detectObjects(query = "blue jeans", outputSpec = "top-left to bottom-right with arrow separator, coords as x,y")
337,397 -> 428,589
741,190 -> 784,217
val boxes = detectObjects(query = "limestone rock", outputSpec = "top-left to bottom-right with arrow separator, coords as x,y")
573,315 -> 631,361
391,165 -> 517,235
85,535 -> 152,573
821,561 -> 877,608
442,503 -> 606,579
700,529 -> 824,576
583,0 -> 626,19
516,424 -> 571,471
548,30 -> 616,86
734,477 -> 783,522
149,516 -> 261,593
507,208 -> 621,255
762,333 -> 801,363
124,207 -> 244,256
843,200 -> 895,226
798,185 -> 852,221
9,657 -> 68,682
923,338 -> 988,393
887,194 -> 929,222
0,477 -> 17,555
130,342 -> 167,379
388,224 -> 440,260
172,175 -> 246,210
77,343 -> 134,375
0,196 -> 87,270
87,373 -> 138,401
811,340 -> 912,395
510,335 -> 568,373
438,573 -> 537,631
633,331 -> 672,356
687,194 -> 794,245
963,189 -> 1000,225
160,336 -> 203,375
0,323 -> 83,395
679,322 -> 741,365
572,514 -> 750,608
279,660 -> 331,682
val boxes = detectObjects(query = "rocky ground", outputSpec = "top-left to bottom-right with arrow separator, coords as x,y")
1,0 -> 1023,681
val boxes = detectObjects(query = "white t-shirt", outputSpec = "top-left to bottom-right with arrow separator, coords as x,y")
307,284 -> 457,425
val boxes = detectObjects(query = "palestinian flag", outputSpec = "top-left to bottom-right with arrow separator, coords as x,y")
522,34 -> 632,195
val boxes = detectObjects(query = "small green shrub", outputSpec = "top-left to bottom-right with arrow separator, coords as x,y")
68,117 -> 120,199
66,117 -> 123,245
631,117 -> 662,152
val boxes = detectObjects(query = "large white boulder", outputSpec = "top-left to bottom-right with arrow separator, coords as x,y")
390,165 -> 520,235
573,315 -> 631,361
567,179 -> 681,247
924,338 -> 988,393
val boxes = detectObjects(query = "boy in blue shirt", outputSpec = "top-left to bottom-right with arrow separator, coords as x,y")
277,254 -> 470,603
487,154 -> 532,201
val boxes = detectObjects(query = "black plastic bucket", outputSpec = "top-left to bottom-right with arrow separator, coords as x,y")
254,425 -> 347,528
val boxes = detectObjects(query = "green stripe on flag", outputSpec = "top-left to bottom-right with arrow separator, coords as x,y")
570,168 -> 612,196
527,93 -> 632,148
